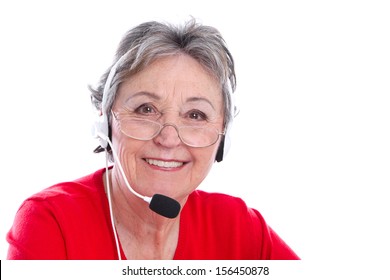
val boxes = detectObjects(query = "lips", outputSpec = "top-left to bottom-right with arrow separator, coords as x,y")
145,158 -> 185,168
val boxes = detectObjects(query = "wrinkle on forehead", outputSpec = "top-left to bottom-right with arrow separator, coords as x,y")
115,54 -> 224,115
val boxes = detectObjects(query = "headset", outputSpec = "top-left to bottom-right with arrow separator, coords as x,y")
92,51 -> 237,259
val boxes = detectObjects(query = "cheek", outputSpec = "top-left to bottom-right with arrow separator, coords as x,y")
111,122 -> 140,166
190,144 -> 219,179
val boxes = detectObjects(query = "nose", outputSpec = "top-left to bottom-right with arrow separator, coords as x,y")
153,123 -> 182,148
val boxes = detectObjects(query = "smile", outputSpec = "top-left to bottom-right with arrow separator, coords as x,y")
145,159 -> 185,168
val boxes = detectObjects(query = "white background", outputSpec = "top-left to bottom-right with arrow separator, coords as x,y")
0,0 -> 389,273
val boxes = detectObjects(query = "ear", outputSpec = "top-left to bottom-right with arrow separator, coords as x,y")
215,135 -> 225,162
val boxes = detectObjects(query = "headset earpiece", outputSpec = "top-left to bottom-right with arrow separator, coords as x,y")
215,136 -> 225,162
93,112 -> 109,149
215,119 -> 233,162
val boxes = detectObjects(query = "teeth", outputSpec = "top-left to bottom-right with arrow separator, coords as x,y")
145,159 -> 184,168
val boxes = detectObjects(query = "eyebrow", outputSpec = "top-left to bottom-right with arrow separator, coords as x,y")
186,97 -> 216,110
124,91 -> 161,103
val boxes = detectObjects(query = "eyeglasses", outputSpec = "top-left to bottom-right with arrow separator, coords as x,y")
111,111 -> 225,148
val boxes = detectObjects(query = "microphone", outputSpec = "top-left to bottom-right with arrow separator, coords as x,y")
149,194 -> 181,219
95,129 -> 181,219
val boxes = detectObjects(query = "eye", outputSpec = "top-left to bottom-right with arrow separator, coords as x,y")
188,110 -> 208,121
135,104 -> 157,115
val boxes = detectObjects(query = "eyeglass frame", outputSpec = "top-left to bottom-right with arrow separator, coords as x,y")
110,110 -> 226,148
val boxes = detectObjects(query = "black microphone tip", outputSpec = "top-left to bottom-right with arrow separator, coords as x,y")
149,194 -> 181,219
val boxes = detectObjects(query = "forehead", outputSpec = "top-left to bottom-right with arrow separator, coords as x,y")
115,54 -> 223,107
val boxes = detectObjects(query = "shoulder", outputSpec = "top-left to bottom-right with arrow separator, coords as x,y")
26,168 -> 106,203
12,168 -> 108,230
7,168 -> 113,259
184,190 -> 266,230
177,190 -> 267,259
180,190 -> 300,260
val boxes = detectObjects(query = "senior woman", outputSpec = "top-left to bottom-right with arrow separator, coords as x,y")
7,19 -> 299,260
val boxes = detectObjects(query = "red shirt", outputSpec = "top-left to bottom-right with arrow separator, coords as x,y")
7,168 -> 299,260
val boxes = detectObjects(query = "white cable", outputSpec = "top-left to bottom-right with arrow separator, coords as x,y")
104,150 -> 122,260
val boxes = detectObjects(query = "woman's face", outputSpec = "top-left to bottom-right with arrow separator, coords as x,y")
111,54 -> 224,203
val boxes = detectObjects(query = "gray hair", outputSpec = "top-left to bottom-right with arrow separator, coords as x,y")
90,19 -> 236,153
